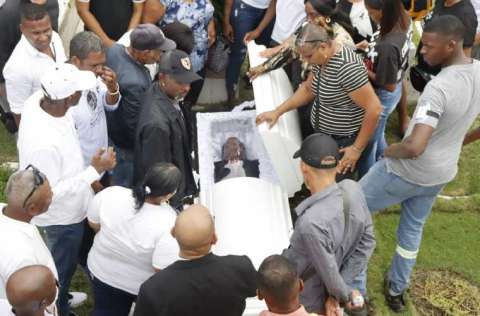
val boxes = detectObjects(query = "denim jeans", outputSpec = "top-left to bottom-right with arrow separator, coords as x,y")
225,0 -> 274,95
358,83 -> 402,178
88,271 -> 136,316
42,221 -> 85,316
111,145 -> 134,188
359,160 -> 445,294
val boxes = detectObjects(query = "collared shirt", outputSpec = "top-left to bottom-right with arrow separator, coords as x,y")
2,32 -> 66,114
87,186 -> 179,295
259,305 -> 321,316
0,204 -> 58,299
17,91 -> 100,227
69,78 -> 120,167
283,180 -> 375,313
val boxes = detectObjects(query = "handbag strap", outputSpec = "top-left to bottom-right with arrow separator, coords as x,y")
299,187 -> 351,282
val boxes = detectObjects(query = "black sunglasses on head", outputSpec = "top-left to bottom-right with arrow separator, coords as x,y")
22,164 -> 45,209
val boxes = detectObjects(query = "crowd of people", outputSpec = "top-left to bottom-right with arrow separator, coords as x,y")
0,0 -> 479,316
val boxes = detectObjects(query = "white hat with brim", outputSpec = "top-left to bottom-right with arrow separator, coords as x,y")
40,63 -> 97,100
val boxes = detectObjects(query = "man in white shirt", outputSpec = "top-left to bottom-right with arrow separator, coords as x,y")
17,63 -> 117,316
0,167 -> 57,299
244,0 -> 306,45
69,31 -> 121,189
2,2 -> 66,127
0,265 -> 58,316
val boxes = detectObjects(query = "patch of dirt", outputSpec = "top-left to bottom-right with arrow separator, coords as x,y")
411,269 -> 480,316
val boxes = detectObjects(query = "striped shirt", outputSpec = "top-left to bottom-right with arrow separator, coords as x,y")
311,45 -> 368,136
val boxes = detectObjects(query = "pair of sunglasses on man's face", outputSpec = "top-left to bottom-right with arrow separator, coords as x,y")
22,165 -> 46,209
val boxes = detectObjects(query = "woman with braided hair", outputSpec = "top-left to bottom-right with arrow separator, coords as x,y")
86,163 -> 181,316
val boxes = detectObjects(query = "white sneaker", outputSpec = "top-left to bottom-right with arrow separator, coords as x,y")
68,292 -> 87,308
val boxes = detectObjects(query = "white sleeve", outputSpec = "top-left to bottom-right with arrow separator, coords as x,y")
87,190 -> 104,224
26,147 -> 100,205
152,232 -> 179,270
3,66 -> 33,114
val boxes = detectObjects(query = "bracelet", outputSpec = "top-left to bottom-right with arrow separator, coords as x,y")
351,144 -> 363,153
107,83 -> 120,96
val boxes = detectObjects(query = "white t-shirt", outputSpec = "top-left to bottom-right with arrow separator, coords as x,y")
0,204 -> 58,299
2,32 -> 67,115
242,0 -> 271,9
69,78 -> 120,168
271,0 -> 306,43
350,1 -> 373,39
17,91 -> 99,226
87,186 -> 179,295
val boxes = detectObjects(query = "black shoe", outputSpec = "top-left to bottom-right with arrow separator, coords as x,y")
384,274 -> 406,313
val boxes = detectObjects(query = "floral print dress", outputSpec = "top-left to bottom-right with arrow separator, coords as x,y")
160,0 -> 214,72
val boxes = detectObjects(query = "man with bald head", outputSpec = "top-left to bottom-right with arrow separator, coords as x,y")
134,204 -> 257,316
0,265 -> 57,316
0,167 -> 58,302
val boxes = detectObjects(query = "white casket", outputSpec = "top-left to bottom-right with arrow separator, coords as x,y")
196,42 -> 306,315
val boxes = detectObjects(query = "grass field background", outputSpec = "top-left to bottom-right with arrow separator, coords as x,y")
0,99 -> 479,316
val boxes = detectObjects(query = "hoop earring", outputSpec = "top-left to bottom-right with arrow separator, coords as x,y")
325,17 -> 331,24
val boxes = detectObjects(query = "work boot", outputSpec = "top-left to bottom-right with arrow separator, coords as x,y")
384,274 -> 406,313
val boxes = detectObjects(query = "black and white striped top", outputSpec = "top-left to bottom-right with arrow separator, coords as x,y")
310,45 -> 369,136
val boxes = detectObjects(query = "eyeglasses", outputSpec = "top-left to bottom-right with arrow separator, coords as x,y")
22,164 -> 45,209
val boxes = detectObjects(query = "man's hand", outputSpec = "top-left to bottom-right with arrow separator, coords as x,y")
325,296 -> 342,316
223,21 -> 234,42
91,147 -> 117,174
256,109 -> 281,128
246,65 -> 264,80
91,180 -> 105,194
244,29 -> 261,45
100,66 -> 119,93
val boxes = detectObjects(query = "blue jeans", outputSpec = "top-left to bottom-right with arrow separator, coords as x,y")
359,160 -> 445,294
42,221 -> 85,316
111,145 -> 134,188
88,271 -> 136,316
358,84 -> 402,177
225,0 -> 274,95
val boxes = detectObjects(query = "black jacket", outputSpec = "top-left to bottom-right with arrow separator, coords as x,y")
134,253 -> 257,316
214,160 -> 260,183
134,83 -> 197,208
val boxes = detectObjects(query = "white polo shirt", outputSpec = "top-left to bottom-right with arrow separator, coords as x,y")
17,91 -> 100,227
2,32 -> 67,115
87,186 -> 179,295
242,0 -> 271,9
0,204 -> 58,299
271,0 -> 306,43
69,78 -> 120,168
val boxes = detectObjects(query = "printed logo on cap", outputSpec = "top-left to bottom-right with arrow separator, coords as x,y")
180,57 -> 192,70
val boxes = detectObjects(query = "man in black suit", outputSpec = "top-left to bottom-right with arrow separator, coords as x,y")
134,204 -> 258,316
214,136 -> 260,183
134,49 -> 200,209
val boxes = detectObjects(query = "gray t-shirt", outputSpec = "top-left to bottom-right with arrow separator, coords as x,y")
387,60 -> 480,186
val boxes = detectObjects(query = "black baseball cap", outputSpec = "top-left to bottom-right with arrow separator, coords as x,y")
293,133 -> 339,169
161,21 -> 195,55
158,50 -> 201,84
130,24 -> 176,51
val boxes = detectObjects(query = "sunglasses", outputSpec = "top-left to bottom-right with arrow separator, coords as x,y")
22,164 -> 45,209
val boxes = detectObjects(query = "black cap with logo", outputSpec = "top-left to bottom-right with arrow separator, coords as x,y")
130,24 -> 176,51
158,50 -> 202,84
293,133 -> 340,169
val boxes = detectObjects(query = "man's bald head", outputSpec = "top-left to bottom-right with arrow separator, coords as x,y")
6,265 -> 56,315
172,204 -> 216,255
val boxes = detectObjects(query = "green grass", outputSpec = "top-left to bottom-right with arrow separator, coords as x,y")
0,96 -> 479,316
